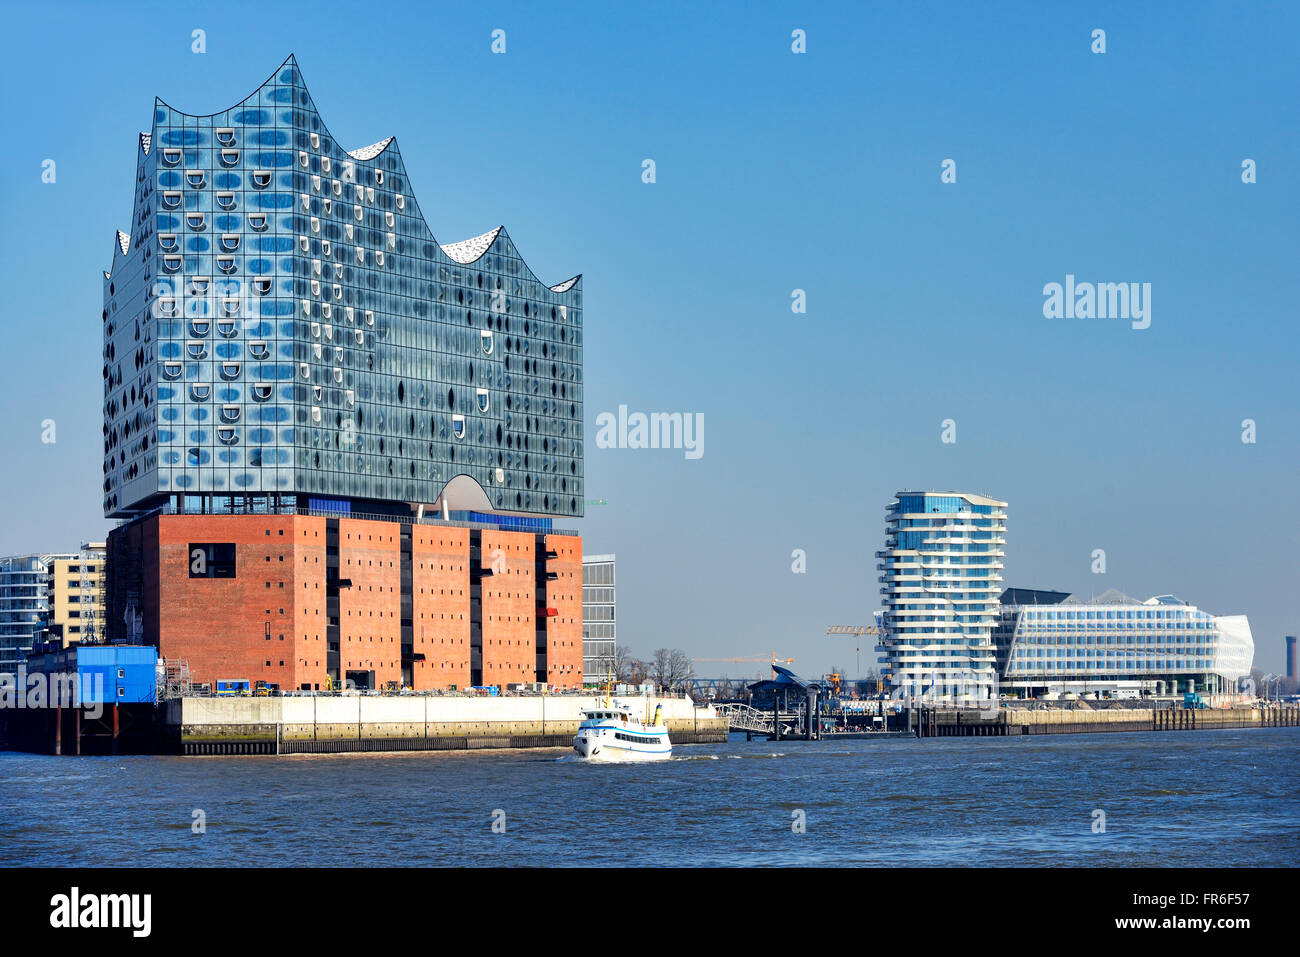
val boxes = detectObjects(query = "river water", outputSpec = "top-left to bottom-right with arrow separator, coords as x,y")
2,728 -> 1296,867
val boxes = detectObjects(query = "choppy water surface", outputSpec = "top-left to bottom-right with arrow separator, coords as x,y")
2,729 -> 1296,866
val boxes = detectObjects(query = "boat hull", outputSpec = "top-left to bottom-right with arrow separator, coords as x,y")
572,730 -> 672,761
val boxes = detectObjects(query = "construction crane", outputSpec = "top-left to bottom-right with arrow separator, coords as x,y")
826,625 -> 882,679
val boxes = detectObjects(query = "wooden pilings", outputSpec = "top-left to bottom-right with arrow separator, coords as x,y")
913,706 -> 1012,738
1,702 -> 157,755
1155,704 -> 1299,731
1260,704 -> 1300,728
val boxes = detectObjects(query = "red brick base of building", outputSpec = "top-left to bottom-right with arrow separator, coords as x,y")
106,513 -> 582,692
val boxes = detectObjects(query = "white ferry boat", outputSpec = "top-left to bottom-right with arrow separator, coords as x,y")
573,696 -> 672,761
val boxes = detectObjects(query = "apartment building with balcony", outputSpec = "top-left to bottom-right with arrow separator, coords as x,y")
875,492 -> 1007,701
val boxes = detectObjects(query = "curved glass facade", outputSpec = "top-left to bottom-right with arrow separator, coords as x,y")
104,56 -> 583,520
995,592 -> 1254,693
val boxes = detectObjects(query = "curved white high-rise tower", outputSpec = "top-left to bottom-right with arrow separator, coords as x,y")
875,491 -> 1007,702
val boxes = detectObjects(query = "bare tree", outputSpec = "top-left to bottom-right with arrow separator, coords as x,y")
668,649 -> 695,691
648,648 -> 695,692
614,645 -> 635,682
650,648 -> 671,689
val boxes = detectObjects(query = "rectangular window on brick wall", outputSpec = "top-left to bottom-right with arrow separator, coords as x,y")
189,543 -> 236,578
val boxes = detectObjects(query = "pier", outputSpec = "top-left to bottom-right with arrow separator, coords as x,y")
712,700 -> 1300,740
713,703 -> 802,738
717,662 -> 915,741
713,701 -> 912,740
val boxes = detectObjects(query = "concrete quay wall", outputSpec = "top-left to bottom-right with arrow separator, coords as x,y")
164,694 -> 727,755
913,704 -> 1299,737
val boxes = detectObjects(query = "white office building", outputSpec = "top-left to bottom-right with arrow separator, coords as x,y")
582,554 -> 616,685
994,588 -> 1254,696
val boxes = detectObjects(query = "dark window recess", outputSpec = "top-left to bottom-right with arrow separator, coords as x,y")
189,543 -> 237,578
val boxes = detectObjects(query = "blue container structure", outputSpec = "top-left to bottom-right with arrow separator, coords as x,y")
26,643 -> 157,705
7,643 -> 159,755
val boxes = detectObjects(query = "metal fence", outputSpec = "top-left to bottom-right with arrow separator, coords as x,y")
174,685 -> 692,701
119,503 -> 579,538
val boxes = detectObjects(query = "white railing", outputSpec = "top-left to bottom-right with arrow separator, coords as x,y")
713,702 -> 800,735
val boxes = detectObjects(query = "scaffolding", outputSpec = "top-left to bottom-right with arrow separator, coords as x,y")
78,542 -> 106,644
157,657 -> 192,700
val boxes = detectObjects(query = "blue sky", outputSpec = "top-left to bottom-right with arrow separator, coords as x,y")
0,1 -> 1295,676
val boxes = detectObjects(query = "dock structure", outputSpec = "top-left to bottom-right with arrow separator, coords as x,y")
1,644 -> 160,755
1,700 -> 157,756
710,699 -> 1300,742
739,665 -> 828,741
713,703 -> 801,738
718,664 -> 912,740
